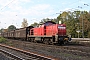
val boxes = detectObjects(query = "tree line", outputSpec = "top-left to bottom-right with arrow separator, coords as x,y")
0,10 -> 90,38
57,11 -> 90,38
31,10 -> 90,38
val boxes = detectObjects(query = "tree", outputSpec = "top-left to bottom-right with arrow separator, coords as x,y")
30,22 -> 38,27
21,18 -> 28,28
78,11 -> 90,37
37,10 -> 90,38
57,11 -> 82,37
57,10 -> 90,38
57,11 -> 69,24
0,28 -> 4,33
8,25 -> 16,31
40,18 -> 52,24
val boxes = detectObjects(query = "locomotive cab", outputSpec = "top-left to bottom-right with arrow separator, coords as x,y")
57,24 -> 69,44
43,21 -> 70,44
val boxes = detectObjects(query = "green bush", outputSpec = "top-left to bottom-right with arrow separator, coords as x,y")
0,37 -> 7,43
88,32 -> 90,38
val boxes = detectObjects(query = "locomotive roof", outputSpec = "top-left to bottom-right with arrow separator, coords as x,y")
44,21 -> 56,24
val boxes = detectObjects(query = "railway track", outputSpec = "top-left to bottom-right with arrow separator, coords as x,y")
2,39 -> 90,60
0,44 -> 57,60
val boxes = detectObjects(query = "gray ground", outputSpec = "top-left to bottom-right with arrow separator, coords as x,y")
0,52 -> 12,60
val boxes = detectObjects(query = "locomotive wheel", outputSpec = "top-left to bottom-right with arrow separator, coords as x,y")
44,40 -> 49,45
58,41 -> 64,45
63,41 -> 69,45
31,38 -> 35,42
43,39 -> 49,45
49,39 -> 54,45
33,40 -> 37,43
43,38 -> 53,45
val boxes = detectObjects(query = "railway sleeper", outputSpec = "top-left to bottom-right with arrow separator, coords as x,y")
0,49 -> 25,60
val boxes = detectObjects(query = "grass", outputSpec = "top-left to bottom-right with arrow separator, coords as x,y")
0,37 -> 14,46
0,37 -> 7,43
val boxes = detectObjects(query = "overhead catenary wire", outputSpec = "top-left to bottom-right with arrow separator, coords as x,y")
56,0 -> 89,13
1,0 -> 15,10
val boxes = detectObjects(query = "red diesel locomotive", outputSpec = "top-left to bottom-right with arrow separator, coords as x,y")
27,21 -> 71,44
1,21 -> 71,45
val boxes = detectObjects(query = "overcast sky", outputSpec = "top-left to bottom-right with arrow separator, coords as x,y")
0,0 -> 89,29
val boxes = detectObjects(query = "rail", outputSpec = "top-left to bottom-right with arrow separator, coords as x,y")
0,44 -> 58,60
0,49 -> 25,60
72,38 -> 90,40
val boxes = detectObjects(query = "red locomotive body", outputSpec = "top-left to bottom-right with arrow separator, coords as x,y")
32,27 -> 44,36
45,22 -> 57,36
57,24 -> 66,36
28,21 -> 70,44
30,21 -> 66,36
45,24 -> 66,36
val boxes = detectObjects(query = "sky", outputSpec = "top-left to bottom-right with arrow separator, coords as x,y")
0,0 -> 90,29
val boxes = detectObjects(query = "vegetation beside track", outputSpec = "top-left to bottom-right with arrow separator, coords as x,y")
0,37 -> 7,43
